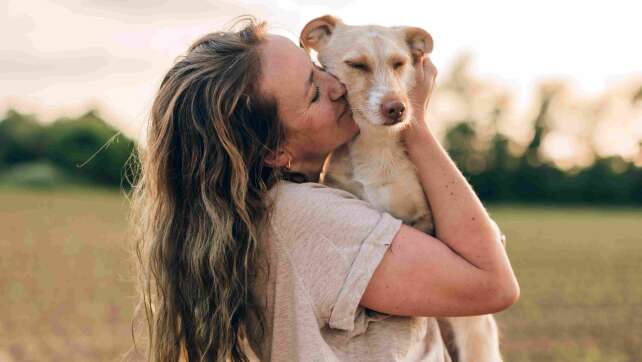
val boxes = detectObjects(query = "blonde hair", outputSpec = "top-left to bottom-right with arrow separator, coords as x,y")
129,17 -> 282,361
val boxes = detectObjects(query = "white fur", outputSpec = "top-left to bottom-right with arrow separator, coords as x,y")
367,86 -> 387,125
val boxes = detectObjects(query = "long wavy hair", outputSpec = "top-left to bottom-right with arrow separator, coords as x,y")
128,18 -> 283,362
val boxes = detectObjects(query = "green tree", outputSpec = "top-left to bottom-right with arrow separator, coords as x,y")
0,109 -> 45,167
44,110 -> 136,186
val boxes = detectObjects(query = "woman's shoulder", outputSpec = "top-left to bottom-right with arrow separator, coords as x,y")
269,180 -> 359,205
266,180 -> 397,242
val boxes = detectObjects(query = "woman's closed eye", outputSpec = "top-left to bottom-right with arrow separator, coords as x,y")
310,64 -> 325,103
311,85 -> 321,103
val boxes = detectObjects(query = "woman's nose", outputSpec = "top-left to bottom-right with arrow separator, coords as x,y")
326,74 -> 347,101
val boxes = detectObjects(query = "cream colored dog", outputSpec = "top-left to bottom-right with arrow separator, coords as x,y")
300,15 -> 502,362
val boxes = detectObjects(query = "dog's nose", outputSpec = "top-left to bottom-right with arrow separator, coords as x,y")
381,100 -> 405,124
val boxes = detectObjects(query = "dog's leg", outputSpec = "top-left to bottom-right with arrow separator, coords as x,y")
437,318 -> 459,361
446,315 -> 502,362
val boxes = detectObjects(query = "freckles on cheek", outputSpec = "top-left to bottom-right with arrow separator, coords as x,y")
295,111 -> 336,151
303,127 -> 332,154
299,132 -> 323,150
287,119 -> 319,151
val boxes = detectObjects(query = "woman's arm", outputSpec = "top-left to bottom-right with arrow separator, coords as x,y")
360,57 -> 519,317
404,56 -> 514,277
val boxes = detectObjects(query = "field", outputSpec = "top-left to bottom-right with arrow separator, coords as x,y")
491,205 -> 642,361
0,189 -> 641,361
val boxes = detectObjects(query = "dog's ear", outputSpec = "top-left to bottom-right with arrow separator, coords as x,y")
300,15 -> 342,52
403,27 -> 433,61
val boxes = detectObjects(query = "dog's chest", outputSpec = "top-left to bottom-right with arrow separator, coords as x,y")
349,137 -> 409,186
323,134 -> 434,234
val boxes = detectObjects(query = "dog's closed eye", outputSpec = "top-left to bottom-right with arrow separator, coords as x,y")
345,60 -> 370,72
393,61 -> 405,70
390,55 -> 408,70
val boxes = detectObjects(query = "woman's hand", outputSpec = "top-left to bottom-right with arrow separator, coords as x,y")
408,55 -> 438,126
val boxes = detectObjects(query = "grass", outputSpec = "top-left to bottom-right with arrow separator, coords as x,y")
0,162 -> 78,189
0,190 -> 641,361
491,205 -> 642,361
0,188 -> 134,361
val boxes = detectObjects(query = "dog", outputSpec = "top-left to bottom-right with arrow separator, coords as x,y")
300,15 -> 502,362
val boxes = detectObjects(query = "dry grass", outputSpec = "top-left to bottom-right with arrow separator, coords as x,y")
1,190 -> 641,361
492,205 -> 642,362
0,188 -> 135,361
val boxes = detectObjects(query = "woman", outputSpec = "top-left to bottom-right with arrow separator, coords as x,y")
130,17 -> 519,362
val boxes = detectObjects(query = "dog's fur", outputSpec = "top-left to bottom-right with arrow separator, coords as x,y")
300,15 -> 502,362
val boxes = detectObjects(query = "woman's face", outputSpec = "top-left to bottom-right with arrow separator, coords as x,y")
259,35 -> 358,170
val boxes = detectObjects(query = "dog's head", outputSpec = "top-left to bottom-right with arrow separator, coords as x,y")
300,15 -> 433,133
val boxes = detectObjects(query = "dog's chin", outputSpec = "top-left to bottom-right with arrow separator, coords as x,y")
357,118 -> 410,136
378,116 -> 412,134
355,111 -> 412,134
388,117 -> 412,133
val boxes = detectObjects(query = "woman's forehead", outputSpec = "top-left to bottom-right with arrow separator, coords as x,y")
259,35 -> 311,110
262,36 -> 307,71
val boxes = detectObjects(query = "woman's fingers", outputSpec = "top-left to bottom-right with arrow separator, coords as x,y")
425,56 -> 437,82
414,54 -> 425,79
420,56 -> 437,90
409,55 -> 437,114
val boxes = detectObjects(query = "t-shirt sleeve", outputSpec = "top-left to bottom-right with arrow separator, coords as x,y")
269,182 -> 402,333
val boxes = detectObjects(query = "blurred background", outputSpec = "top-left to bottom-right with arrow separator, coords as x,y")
1,0 -> 641,361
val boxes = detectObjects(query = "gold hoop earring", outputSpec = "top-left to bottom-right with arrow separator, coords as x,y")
286,157 -> 292,170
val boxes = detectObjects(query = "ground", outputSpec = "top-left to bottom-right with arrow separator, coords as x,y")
0,189 -> 640,361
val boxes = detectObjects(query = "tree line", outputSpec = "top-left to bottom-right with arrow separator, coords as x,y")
437,57 -> 642,205
1,57 -> 641,204
443,97 -> 642,204
0,109 -> 136,188
1,105 -> 640,204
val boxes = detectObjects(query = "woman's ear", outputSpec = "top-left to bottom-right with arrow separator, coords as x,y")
264,147 -> 293,169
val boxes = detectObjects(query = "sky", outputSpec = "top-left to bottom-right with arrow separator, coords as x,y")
2,0 -> 641,160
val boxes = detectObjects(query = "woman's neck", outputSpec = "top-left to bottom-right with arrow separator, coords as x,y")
290,154 -> 327,182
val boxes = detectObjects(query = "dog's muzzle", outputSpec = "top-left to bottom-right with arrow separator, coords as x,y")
381,100 -> 405,125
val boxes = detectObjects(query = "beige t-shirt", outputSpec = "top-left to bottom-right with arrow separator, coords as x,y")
248,181 -> 450,362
